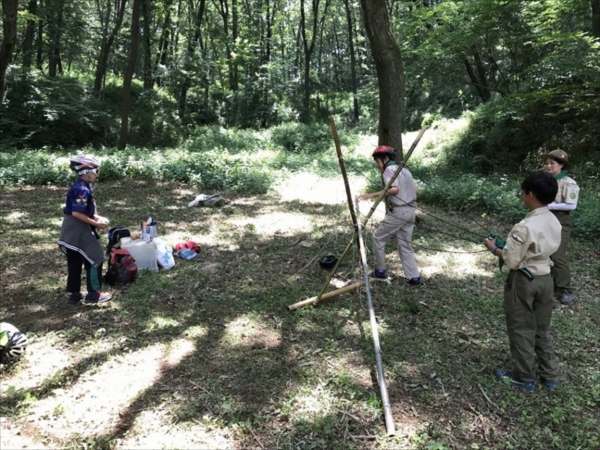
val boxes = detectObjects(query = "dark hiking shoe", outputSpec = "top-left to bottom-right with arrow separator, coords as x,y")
407,277 -> 422,286
84,291 -> 112,305
68,292 -> 82,305
560,290 -> 573,305
495,369 -> 535,393
368,269 -> 388,281
541,378 -> 559,391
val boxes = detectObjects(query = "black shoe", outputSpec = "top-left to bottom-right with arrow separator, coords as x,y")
368,269 -> 388,281
68,292 -> 82,305
407,277 -> 422,286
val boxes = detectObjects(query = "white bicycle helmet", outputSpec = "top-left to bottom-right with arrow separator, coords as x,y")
0,322 -> 28,364
70,154 -> 101,175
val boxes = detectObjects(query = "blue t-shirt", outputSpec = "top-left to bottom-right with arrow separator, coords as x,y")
63,178 -> 95,218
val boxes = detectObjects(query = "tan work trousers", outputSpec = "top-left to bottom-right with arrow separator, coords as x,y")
373,206 -> 420,279
550,211 -> 572,293
504,270 -> 559,383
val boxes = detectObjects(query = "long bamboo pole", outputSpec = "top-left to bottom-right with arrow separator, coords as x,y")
329,117 -> 358,229
313,126 -> 428,305
355,196 -> 395,436
287,281 -> 367,310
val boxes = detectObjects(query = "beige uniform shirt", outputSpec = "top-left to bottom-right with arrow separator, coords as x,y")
382,165 -> 417,208
503,207 -> 562,275
555,175 -> 579,205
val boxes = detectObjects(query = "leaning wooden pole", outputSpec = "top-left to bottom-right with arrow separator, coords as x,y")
313,126 -> 428,305
329,117 -> 358,229
355,196 -> 395,436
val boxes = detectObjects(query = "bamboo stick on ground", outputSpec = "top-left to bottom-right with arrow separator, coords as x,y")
287,282 -> 367,310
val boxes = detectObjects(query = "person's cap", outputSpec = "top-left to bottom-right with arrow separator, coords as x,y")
541,149 -> 571,169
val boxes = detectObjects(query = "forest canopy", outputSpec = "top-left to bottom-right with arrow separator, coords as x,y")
0,0 -> 598,172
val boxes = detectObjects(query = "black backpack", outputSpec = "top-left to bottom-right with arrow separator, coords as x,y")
104,249 -> 138,284
105,226 -> 131,256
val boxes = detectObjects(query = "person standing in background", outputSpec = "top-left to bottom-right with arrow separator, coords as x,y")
543,150 -> 580,305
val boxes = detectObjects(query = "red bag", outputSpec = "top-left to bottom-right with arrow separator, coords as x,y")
173,241 -> 200,254
104,249 -> 138,284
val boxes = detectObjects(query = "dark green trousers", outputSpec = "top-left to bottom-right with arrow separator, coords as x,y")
551,211 -> 572,293
503,270 -> 559,382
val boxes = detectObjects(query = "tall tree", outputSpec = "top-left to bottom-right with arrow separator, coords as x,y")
343,0 -> 359,122
154,0 -> 173,87
22,0 -> 39,70
0,0 -> 19,100
359,0 -> 404,154
118,0 -> 142,149
47,0 -> 65,77
141,0 -> 153,89
178,0 -> 207,120
36,0 -> 44,70
93,0 -> 128,95
299,0 -> 330,123
592,0 -> 600,38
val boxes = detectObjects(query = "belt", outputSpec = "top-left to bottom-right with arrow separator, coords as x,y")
511,268 -> 534,281
551,210 -> 570,216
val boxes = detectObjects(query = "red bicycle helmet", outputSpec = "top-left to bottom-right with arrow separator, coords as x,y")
372,146 -> 396,160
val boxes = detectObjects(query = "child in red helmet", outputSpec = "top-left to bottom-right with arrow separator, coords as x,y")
57,155 -> 112,305
358,146 -> 421,285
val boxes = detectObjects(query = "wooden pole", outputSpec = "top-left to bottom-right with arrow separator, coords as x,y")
313,126 -> 428,305
329,117 -> 358,229
355,196 -> 395,436
287,281 -> 367,310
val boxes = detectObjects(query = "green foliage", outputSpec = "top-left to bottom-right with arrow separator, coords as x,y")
270,123 -> 357,154
0,147 -> 273,195
415,171 -> 599,240
436,87 -> 600,174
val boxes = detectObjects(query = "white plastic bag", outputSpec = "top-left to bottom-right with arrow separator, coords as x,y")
153,239 -> 175,270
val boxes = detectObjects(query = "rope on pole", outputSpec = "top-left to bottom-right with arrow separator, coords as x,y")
355,196 -> 395,436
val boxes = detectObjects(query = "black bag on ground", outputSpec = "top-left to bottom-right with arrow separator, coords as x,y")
104,249 -> 138,284
105,226 -> 131,255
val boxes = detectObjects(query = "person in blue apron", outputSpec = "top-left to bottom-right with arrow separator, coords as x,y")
484,171 -> 562,392
57,155 -> 112,305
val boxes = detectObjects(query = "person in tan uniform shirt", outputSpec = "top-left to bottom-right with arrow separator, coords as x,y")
484,171 -> 562,392
358,146 -> 421,285
543,149 -> 580,305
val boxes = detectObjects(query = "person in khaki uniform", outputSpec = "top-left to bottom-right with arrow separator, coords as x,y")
484,171 -> 562,392
543,149 -> 580,305
358,146 -> 421,285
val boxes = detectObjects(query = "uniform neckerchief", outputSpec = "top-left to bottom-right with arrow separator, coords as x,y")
554,171 -> 568,180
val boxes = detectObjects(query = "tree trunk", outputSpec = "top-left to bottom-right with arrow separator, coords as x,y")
0,0 -> 19,100
359,0 -> 404,155
592,0 -> 600,38
36,0 -> 44,70
299,0 -> 330,124
178,0 -> 206,120
22,0 -> 38,69
260,0 -> 275,128
141,0 -> 153,89
231,0 -> 238,91
94,0 -> 128,95
154,0 -> 172,86
48,0 -> 64,78
118,0 -> 142,149
343,0 -> 359,122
